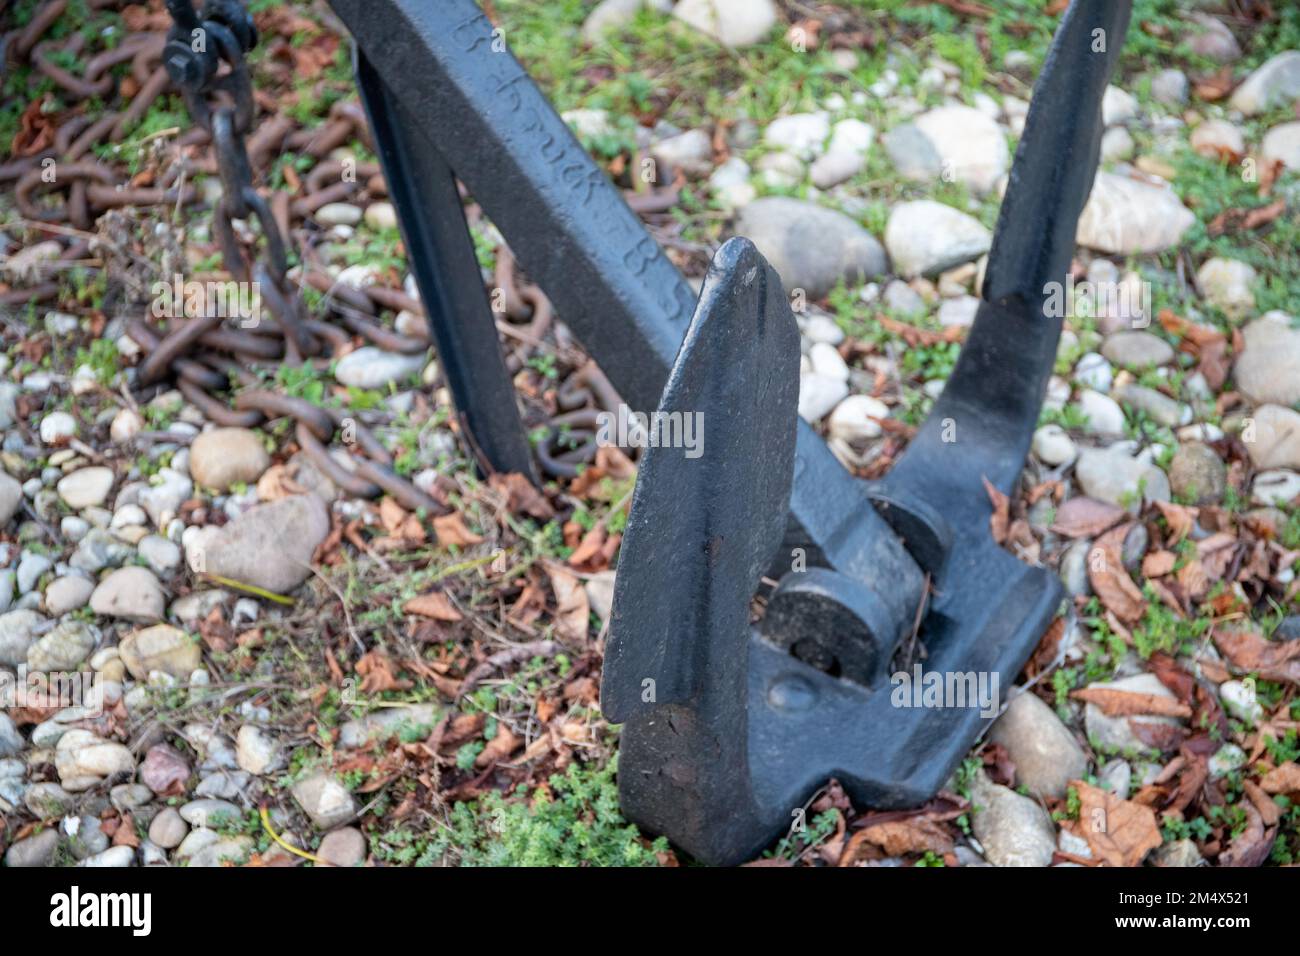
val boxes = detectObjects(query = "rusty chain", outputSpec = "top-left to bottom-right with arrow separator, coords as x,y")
3,0 -> 620,486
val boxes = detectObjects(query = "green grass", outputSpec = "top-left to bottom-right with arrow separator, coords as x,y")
372,756 -> 667,866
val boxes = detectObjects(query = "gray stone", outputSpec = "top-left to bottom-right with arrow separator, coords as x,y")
650,128 -> 713,178
148,807 -> 189,849
797,373 -> 848,423
1253,469 -> 1300,506
204,494 -> 330,594
315,202 -> 362,227
119,624 -> 200,680
179,798 -> 243,829
0,471 -> 23,526
317,826 -> 367,867
90,566 -> 165,622
1075,447 -> 1170,512
1059,539 -> 1091,598
911,105 -> 1008,194
363,201 -> 398,231
1168,442 -> 1227,504
77,845 -> 136,867
1099,126 -> 1134,163
56,467 -> 115,509
1152,838 -> 1205,867
333,347 -> 427,390
0,712 -> 22,757
969,772 -> 1056,867
16,553 -> 52,594
882,279 -> 925,315
882,123 -> 943,183
69,528 -> 134,573
1032,425 -> 1078,467
1190,119 -> 1244,159
1113,383 -> 1185,428
1234,315 -> 1300,407
1229,50 -> 1300,115
673,0 -> 777,48
937,295 -> 979,328
884,200 -> 991,278
1102,85 -> 1139,125
1197,257 -> 1256,320
1220,679 -> 1264,725
1150,69 -> 1188,106
1245,404 -> 1300,471
110,783 -> 153,810
24,781 -> 74,817
4,828 -> 60,867
139,469 -> 193,527
292,772 -> 356,829
988,693 -> 1087,799
194,769 -> 250,800
338,703 -> 441,749
138,535 -> 182,578
55,729 -> 136,791
1099,759 -> 1132,799
1074,389 -> 1126,436
1101,331 -> 1174,368
26,619 -> 97,672
67,814 -> 110,860
735,197 -> 887,298
236,724 -> 281,775
43,575 -> 94,616
0,609 -> 46,666
186,834 -> 253,867
1262,121 -> 1300,170
809,149 -> 865,189
189,428 -> 270,492
1076,172 -> 1195,255
1187,13 -> 1241,63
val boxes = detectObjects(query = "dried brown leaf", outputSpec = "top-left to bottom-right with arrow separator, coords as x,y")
1073,780 -> 1162,867
1051,496 -> 1126,538
1071,688 -> 1192,718
1088,524 -> 1147,626
403,590 -> 463,622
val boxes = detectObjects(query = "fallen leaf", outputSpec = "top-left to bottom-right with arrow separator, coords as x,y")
1051,496 -> 1126,538
1219,800 -> 1276,867
403,590 -> 463,622
983,476 -> 1010,544
1073,780 -> 1162,867
1261,762 -> 1300,796
475,724 -> 520,767
547,563 -> 590,642
568,524 -> 607,568
1243,779 -> 1281,828
489,472 -> 554,520
1088,524 -> 1147,626
1155,500 -> 1197,543
433,512 -> 483,547
1213,624 -> 1300,684
853,817 -> 954,857
1071,688 -> 1192,718
1193,65 -> 1235,101
355,651 -> 413,695
1207,199 -> 1287,237
1141,550 -> 1177,577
